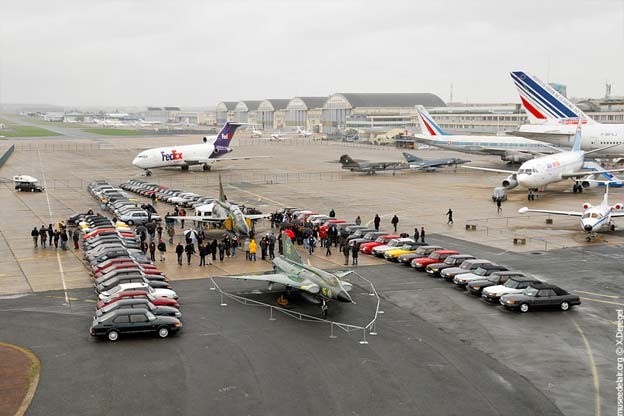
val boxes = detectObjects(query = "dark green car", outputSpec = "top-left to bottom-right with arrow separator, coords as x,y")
90,308 -> 182,341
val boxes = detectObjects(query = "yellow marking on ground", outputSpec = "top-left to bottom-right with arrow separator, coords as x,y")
46,295 -> 78,301
572,320 -> 600,416
574,290 -> 619,299
226,184 -> 286,207
83,299 -> 96,303
580,297 -> 624,306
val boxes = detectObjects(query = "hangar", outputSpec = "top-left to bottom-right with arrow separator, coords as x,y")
233,100 -> 262,125
256,99 -> 290,130
215,101 -> 238,125
321,93 -> 446,134
285,97 -> 327,132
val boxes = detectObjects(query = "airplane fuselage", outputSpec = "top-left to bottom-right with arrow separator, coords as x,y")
132,142 -> 226,169
515,151 -> 584,189
415,134 -> 554,156
517,124 -> 624,155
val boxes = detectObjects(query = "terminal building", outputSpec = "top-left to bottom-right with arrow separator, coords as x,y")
285,97 -> 327,131
256,99 -> 290,130
321,93 -> 446,134
215,101 -> 238,125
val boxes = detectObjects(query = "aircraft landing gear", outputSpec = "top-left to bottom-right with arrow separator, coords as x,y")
144,169 -> 152,176
586,233 -> 597,242
573,183 -> 583,193
203,164 -> 211,171
321,299 -> 328,318
181,165 -> 189,172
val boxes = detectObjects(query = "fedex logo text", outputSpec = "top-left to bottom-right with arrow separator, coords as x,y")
161,150 -> 183,162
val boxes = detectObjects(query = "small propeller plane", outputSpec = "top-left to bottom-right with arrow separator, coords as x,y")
518,183 -> 624,242
221,232 -> 354,317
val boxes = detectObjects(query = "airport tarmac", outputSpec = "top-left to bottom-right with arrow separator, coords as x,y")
0,133 -> 622,415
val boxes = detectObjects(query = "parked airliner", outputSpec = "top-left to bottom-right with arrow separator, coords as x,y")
132,122 -> 266,175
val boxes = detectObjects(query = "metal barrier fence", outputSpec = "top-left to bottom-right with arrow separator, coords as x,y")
13,142 -> 103,153
232,137 -> 400,152
0,144 -> 15,167
208,271 -> 381,344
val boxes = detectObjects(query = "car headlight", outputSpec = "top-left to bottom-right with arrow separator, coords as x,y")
473,286 -> 480,290
506,300 -> 515,304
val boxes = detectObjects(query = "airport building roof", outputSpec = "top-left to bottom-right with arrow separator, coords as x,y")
324,93 -> 446,109
258,99 -> 291,112
163,106 -> 181,111
287,97 -> 328,110
216,101 -> 239,111
234,100 -> 263,112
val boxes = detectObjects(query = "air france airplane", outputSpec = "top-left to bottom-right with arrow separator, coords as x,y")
414,106 -> 557,163
465,119 -> 624,194
518,184 -> 624,242
510,71 -> 624,155
132,122 -> 265,175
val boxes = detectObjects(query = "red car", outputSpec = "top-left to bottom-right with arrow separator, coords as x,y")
91,258 -> 155,274
359,234 -> 400,254
96,290 -> 179,309
319,219 -> 347,235
411,250 -> 459,270
94,263 -> 164,279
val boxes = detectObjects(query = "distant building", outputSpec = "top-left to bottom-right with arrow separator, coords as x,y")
285,97 -> 327,132
145,107 -> 169,123
257,99 -> 290,130
233,100 -> 262,125
427,104 -> 528,134
215,101 -> 237,125
321,93 -> 446,134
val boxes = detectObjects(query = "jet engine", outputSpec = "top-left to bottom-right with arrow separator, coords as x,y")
502,175 -> 518,189
581,180 -> 598,189
582,203 -> 592,209
501,151 -> 533,163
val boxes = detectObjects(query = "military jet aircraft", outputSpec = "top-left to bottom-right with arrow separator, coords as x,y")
402,152 -> 471,171
169,176 -> 269,235
222,232 -> 354,317
338,154 -> 409,174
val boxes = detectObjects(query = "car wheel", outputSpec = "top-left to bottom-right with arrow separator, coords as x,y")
127,220 -> 134,226
519,303 -> 529,313
560,301 -> 570,311
158,326 -> 169,338
107,330 -> 119,341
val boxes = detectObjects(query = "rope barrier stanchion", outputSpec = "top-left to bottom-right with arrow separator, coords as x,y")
329,323 -> 337,339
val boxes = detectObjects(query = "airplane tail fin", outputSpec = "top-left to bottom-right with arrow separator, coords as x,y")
572,118 -> 583,152
218,174 -> 227,202
510,71 -> 595,125
402,152 -> 422,163
415,106 -> 447,137
339,154 -> 357,167
213,122 -> 243,148
280,231 -> 302,263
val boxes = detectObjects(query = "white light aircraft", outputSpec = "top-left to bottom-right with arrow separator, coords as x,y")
296,126 -> 313,137
519,183 -> 624,241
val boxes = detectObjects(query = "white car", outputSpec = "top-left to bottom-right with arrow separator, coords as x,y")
481,275 -> 541,303
308,215 -> 330,225
98,282 -> 178,301
372,238 -> 414,257
440,259 -> 492,281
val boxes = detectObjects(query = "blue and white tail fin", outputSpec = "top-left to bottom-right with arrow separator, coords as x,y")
510,71 -> 595,125
212,122 -> 243,148
415,106 -> 448,137
572,118 -> 583,152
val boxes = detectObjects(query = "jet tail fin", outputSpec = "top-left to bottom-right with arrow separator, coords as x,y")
415,106 -> 447,137
280,232 -> 302,263
572,118 -> 583,152
213,122 -> 243,148
402,152 -> 422,163
510,71 -> 596,125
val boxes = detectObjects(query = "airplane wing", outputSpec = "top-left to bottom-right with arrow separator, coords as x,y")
413,160 -> 470,170
561,168 -> 624,179
518,207 -> 583,217
222,273 -> 320,294
167,215 -> 227,222
211,156 -> 271,162
611,212 -> 624,217
462,166 -> 516,174
334,270 -> 354,279
245,213 -> 271,220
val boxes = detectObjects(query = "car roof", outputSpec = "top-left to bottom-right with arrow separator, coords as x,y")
491,271 -> 524,276
509,275 -> 540,282
527,282 -> 562,290
434,250 -> 459,254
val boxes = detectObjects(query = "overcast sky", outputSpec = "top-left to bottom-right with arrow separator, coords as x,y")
2,0 -> 624,107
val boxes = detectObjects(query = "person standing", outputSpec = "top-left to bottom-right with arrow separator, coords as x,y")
446,208 -> 454,225
231,235 -> 238,257
167,225 -> 175,244
31,227 -> 39,248
60,230 -> 68,250
329,208 -> 336,218
413,227 -> 419,242
218,240 -> 226,262
205,240 -> 213,265
268,234 -> 275,260
157,239 -> 166,261
199,242 -> 207,266
496,198 -> 502,213
374,214 -> 381,231
175,242 -> 184,265
180,209 -> 186,228
185,241 -> 194,265
39,226 -> 47,248
355,216 -> 362,225
243,238 -> 250,261
420,227 -> 426,243
325,236 -> 332,256
53,229 -> 60,249
391,215 -> 399,232
149,241 -> 156,261
157,224 -> 163,241
249,239 -> 257,261
342,243 -> 350,265
351,243 -> 359,266
211,239 -> 218,262
72,229 -> 80,249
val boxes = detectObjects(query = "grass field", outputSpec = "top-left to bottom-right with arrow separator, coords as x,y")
0,119 -> 61,137
84,128 -> 144,136
16,116 -> 88,129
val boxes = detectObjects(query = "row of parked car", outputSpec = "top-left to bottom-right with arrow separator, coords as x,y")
338,227 -> 581,313
89,180 -> 160,225
120,179 -> 216,210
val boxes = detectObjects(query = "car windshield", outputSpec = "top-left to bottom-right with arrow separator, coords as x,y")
399,244 -> 413,250
460,262 -> 475,270
523,287 -> 539,296
473,267 -> 489,276
388,240 -> 400,247
108,286 -> 122,295
504,279 -> 521,289
487,275 -> 501,283
430,253 -> 441,260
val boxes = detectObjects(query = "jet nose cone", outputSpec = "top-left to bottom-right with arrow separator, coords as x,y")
584,224 -> 593,232
337,290 -> 353,303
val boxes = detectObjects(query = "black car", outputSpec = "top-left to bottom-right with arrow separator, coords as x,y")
90,309 -> 182,341
425,254 -> 475,276
15,182 -> 44,192
500,283 -> 581,312
95,299 -> 181,319
467,271 -> 526,296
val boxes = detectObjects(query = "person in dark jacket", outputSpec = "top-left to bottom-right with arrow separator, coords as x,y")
185,242 -> 194,265
31,227 -> 39,248
47,224 -> 54,245
157,239 -> 166,261
205,241 -> 213,265
342,243 -> 350,265
420,227 -> 426,243
374,214 -> 381,231
60,230 -> 68,250
211,239 -> 218,262
351,243 -> 359,265
72,229 -> 80,249
199,242 -> 207,266
39,226 -> 47,248
53,230 -> 60,248
149,241 -> 156,261
413,227 -> 419,242
175,242 -> 184,265
391,215 -> 399,232
218,240 -> 226,262
268,235 -> 275,260
260,237 -> 268,261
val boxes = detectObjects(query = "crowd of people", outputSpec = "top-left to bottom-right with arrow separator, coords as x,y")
30,222 -> 79,251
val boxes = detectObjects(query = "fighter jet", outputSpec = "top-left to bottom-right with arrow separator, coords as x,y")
169,176 -> 269,235
222,232 -> 354,317
518,183 -> 624,242
338,154 -> 409,175
402,152 -> 471,171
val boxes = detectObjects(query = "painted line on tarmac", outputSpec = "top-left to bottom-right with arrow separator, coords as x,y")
580,297 -> 624,306
37,149 -> 69,305
226,184 -> 286,207
574,290 -> 619,299
0,229 -> 33,293
572,319 -> 601,416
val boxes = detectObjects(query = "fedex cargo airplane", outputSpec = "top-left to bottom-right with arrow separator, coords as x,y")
132,122 -> 266,175
510,71 -> 624,155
